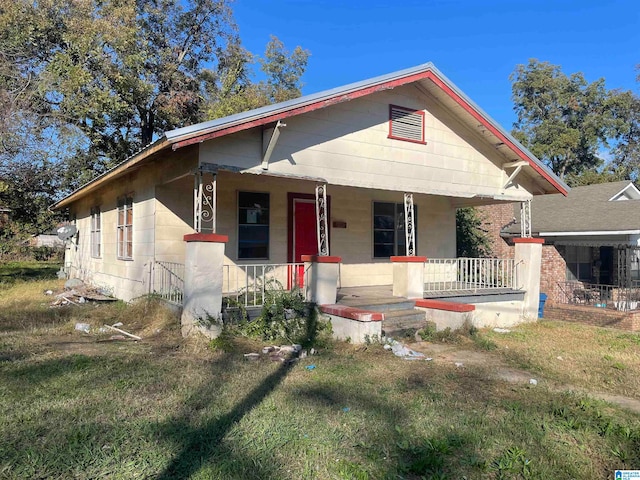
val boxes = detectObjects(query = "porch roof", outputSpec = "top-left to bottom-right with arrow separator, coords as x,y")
52,62 -> 568,211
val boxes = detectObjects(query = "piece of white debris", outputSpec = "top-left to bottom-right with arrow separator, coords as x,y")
243,353 -> 260,360
44,290 -> 53,295
493,328 -> 511,334
557,356 -> 563,361
529,378 -> 538,385
112,322 -> 123,327
455,362 -> 464,368
391,342 -> 425,360
383,344 -> 392,350
75,323 -> 91,333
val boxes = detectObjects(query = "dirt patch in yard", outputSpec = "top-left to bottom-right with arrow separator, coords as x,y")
408,339 -> 640,414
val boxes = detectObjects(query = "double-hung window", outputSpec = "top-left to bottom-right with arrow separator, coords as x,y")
373,202 -> 417,257
90,207 -> 101,258
565,245 -> 591,282
117,196 -> 133,260
238,191 -> 269,259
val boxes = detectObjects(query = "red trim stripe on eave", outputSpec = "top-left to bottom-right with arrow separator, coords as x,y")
424,72 -> 568,196
170,71 -> 436,151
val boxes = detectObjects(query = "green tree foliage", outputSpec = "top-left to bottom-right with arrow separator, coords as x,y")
510,59 -> 620,181
0,0 -> 309,231
608,89 -> 640,180
456,207 -> 491,258
203,35 -> 309,119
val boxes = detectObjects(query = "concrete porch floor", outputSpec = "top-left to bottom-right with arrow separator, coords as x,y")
337,285 -> 521,303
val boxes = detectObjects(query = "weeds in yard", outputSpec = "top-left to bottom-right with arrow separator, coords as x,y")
418,319 -> 497,351
241,286 -> 331,346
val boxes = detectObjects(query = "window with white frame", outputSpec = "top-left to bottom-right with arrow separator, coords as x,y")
238,191 -> 269,259
388,105 -> 426,144
117,196 -> 133,260
90,206 -> 101,258
373,202 -> 417,258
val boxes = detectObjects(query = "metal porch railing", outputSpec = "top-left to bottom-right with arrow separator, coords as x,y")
151,261 -> 185,306
223,263 -> 305,307
556,281 -> 640,312
424,258 -> 518,294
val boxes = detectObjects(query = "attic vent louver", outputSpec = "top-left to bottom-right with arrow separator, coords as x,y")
389,105 -> 425,144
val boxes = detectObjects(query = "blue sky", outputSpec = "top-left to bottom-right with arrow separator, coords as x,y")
233,0 -> 639,130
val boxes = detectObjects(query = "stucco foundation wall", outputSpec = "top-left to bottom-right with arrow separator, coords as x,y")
419,300 -> 526,331
472,300 -> 527,328
325,314 -> 382,343
66,147 -> 198,302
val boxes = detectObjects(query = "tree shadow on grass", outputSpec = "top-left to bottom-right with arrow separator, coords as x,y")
153,356 -> 295,479
153,313 -> 324,479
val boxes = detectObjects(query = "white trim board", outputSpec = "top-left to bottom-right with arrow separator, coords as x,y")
540,230 -> 640,236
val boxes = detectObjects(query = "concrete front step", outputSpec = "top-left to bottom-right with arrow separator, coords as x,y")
337,296 -> 416,312
382,308 -> 427,338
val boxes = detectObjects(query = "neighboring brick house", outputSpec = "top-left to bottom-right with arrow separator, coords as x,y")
480,181 -> 640,305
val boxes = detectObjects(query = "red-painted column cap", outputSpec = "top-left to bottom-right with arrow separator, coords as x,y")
513,237 -> 544,244
300,255 -> 342,263
183,233 -> 229,243
390,256 -> 427,263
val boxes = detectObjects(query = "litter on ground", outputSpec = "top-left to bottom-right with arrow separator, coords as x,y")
493,328 -> 511,334
384,338 -> 428,361
49,283 -> 117,307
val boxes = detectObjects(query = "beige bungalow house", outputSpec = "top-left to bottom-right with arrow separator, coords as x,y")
52,62 -> 568,340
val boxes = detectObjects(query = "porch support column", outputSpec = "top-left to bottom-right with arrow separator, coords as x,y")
181,233 -> 228,338
193,165 -> 217,233
315,184 -> 329,256
302,255 -> 341,305
520,199 -> 532,238
404,193 -> 416,256
392,256 -> 427,299
514,237 -> 544,320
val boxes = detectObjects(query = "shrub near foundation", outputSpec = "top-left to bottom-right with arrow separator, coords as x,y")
241,287 -> 331,345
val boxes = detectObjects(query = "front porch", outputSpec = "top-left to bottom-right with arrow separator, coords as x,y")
153,158 -> 545,341
151,251 -> 537,342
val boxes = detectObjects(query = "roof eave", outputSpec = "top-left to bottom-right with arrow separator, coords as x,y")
51,137 -> 170,211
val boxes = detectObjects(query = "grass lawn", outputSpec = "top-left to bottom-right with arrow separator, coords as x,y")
1,268 -> 639,479
483,320 -> 640,400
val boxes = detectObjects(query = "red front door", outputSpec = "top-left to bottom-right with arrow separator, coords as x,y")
292,199 -> 318,287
